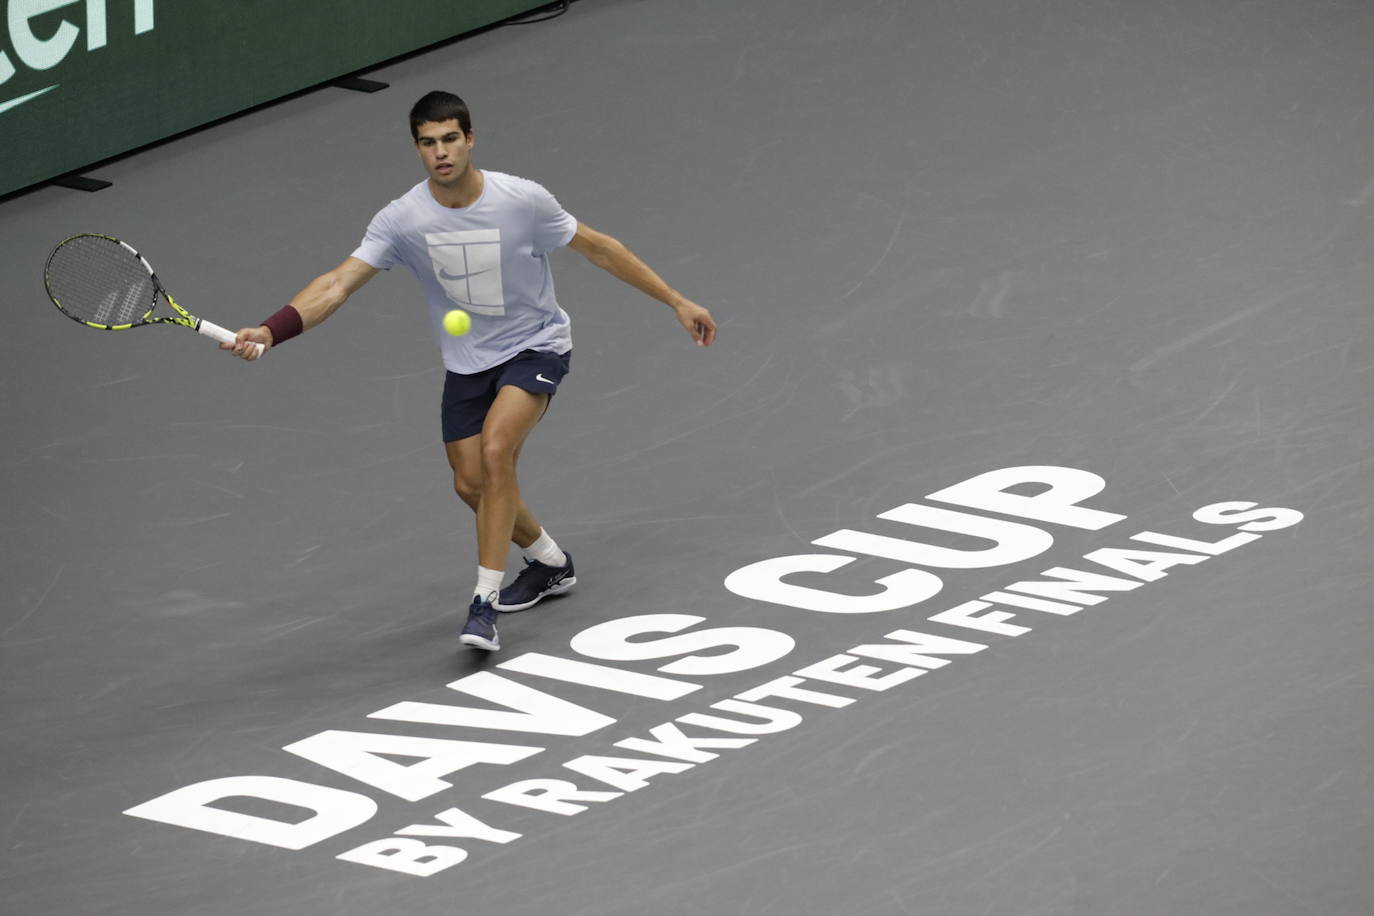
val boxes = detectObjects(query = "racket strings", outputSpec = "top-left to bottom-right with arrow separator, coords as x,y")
46,236 -> 158,327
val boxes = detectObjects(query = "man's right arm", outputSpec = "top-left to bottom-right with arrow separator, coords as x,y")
225,256 -> 380,360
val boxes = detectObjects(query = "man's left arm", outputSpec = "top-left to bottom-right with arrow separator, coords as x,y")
567,221 -> 717,346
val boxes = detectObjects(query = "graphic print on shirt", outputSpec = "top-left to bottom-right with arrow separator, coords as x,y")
426,229 -> 506,316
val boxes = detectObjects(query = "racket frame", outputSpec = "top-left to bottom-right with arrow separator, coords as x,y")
44,234 -> 256,351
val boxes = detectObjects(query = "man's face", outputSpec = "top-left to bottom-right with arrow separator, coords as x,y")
414,119 -> 474,185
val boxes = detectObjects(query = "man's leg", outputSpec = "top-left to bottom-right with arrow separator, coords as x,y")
456,385 -> 548,652
445,435 -> 542,550
474,385 -> 550,572
470,387 -> 574,613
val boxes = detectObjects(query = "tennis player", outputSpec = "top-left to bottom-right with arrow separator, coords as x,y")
225,90 -> 716,651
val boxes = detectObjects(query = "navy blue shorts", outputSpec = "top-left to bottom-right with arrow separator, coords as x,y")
441,349 -> 571,443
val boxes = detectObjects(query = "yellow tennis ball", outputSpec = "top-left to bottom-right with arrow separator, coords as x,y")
443,309 -> 471,336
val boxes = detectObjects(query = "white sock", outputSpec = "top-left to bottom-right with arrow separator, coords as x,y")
474,566 -> 504,603
525,529 -> 567,568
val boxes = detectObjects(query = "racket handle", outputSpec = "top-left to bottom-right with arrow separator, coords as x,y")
198,319 -> 266,357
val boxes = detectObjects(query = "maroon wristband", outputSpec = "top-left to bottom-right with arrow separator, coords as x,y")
261,305 -> 303,345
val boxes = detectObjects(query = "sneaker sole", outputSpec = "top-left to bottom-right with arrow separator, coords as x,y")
458,633 -> 500,651
495,576 -> 578,613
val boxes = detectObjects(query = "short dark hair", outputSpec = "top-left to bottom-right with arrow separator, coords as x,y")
409,91 -> 471,140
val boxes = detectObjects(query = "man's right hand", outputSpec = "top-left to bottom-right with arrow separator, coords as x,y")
222,326 -> 273,361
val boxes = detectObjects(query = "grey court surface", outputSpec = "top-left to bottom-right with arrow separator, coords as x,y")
4,1 -> 1374,914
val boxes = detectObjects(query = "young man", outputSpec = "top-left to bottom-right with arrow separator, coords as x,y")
225,91 -> 716,651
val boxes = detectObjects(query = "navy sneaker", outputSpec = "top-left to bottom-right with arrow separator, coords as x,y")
493,552 -> 576,613
459,596 -> 500,651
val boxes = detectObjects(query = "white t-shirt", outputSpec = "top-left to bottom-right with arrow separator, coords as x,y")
351,171 -> 578,374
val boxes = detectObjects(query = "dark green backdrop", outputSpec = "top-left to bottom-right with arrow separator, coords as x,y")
0,0 -> 542,197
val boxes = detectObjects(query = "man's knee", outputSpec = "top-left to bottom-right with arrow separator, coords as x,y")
453,471 -> 482,507
479,437 -> 519,481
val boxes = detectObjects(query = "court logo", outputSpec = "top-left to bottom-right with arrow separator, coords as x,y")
1,0 -> 156,115
122,465 -> 1306,879
427,229 -> 506,316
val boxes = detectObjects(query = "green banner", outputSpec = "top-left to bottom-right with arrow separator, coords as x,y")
0,0 -> 542,197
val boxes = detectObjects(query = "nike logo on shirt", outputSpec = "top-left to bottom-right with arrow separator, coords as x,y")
438,266 -> 495,282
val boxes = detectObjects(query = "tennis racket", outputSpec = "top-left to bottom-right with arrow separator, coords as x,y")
44,234 -> 264,356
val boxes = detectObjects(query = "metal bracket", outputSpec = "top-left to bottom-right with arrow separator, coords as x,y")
333,76 -> 389,93
51,174 -> 112,192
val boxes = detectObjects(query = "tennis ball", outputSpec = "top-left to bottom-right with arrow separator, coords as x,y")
443,309 -> 471,336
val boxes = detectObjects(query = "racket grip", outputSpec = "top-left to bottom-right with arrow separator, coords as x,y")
198,319 -> 266,357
